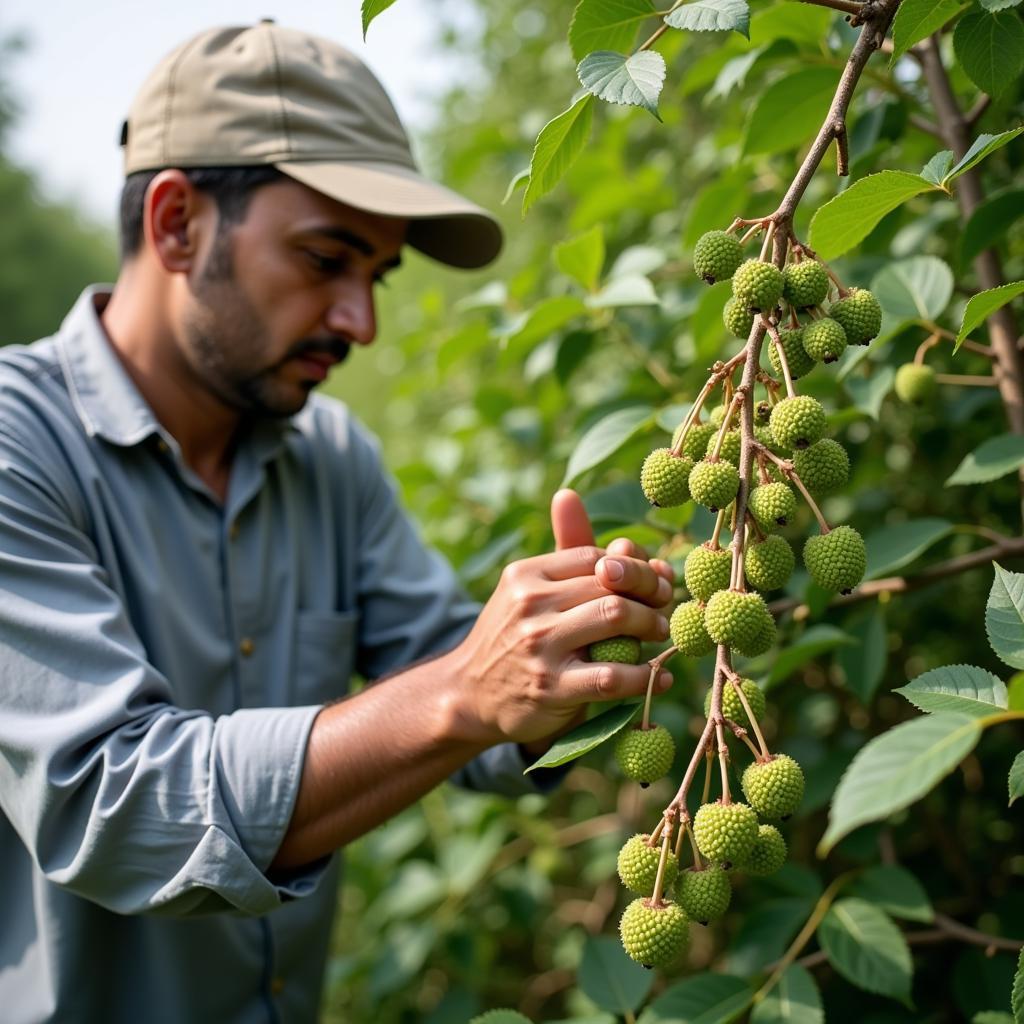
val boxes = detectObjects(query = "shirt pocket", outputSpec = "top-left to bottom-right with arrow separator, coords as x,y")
292,610 -> 360,706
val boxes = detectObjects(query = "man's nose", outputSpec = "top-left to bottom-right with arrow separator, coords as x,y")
325,284 -> 376,346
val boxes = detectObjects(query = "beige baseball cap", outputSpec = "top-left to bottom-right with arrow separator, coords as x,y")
121,21 -> 502,269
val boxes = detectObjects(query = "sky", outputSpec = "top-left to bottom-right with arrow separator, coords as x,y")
2,0 -> 475,224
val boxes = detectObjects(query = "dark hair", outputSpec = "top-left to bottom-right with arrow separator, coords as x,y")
118,165 -> 286,261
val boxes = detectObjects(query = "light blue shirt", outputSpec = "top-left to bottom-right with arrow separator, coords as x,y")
0,288 -> 554,1023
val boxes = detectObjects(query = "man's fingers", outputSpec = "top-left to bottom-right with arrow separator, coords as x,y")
595,555 -> 674,607
549,573 -> 673,611
551,489 -> 595,552
560,662 -> 674,703
553,594 -> 670,649
606,538 -> 676,587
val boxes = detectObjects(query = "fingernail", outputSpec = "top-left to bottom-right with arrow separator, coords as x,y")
602,558 -> 624,582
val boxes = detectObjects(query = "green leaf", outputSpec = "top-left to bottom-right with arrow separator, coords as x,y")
584,481 -> 653,528
947,434 -> 1024,487
637,972 -> 753,1024
684,170 -> 750,247
691,281 -> 734,361
500,296 -> 588,365
361,0 -> 399,37
585,275 -> 660,308
975,1013 -> 1014,1024
726,899 -> 816,974
890,0 -> 966,63
1009,751 -> 1024,806
956,282 -> 1024,349
569,0 -> 657,61
579,935 -> 655,1015
1009,673 -> 1024,711
809,172 -> 937,260
921,150 -> 955,186
820,712 -> 982,853
870,256 -> 954,323
954,10 -> 1024,96
987,563 -> 1024,670
836,606 -> 888,705
768,626 -> 855,688
895,664 -> 1008,718
525,702 -> 640,771
944,127 -> 1024,186
610,245 -> 668,279
845,366 -> 895,421
502,168 -> 531,205
524,96 -> 595,214
459,529 -> 526,583
1013,945 -> 1024,1024
817,899 -> 912,1002
664,0 -> 750,37
562,405 -> 654,486
980,0 -> 1022,8
962,189 -> 1024,264
577,50 -> 667,119
469,1013 -> 533,1024
750,964 -> 823,1024
555,226 -> 606,292
743,69 -> 839,157
864,517 -> 953,580
849,865 -> 935,923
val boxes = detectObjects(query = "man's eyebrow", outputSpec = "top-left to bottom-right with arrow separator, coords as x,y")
303,225 -> 402,269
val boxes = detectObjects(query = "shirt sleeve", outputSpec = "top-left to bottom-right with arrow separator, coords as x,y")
0,422 -> 325,917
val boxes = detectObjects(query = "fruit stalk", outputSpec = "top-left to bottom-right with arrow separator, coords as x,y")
755,443 -> 831,534
641,646 -> 678,729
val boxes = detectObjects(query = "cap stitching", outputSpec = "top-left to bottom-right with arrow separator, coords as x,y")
265,29 -> 292,156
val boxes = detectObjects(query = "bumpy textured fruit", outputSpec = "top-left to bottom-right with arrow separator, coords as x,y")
802,317 -> 848,364
618,834 -> 679,895
769,396 -> 827,450
708,405 -> 728,427
894,363 -> 936,404
689,459 -> 740,511
693,801 -> 759,865
742,754 -> 805,819
684,543 -> 733,602
674,421 -> 717,462
676,866 -> 731,923
749,482 -> 796,530
670,600 -> 715,656
734,606 -> 777,657
619,898 -> 690,968
739,824 -> 787,876
744,535 -> 795,592
589,637 -> 641,664
830,287 -> 882,345
615,724 -> 676,785
723,296 -> 755,339
768,327 -> 815,380
732,259 -> 784,312
754,423 -> 778,452
793,438 -> 849,497
782,260 -> 830,308
694,230 -> 744,284
707,428 -> 741,466
641,448 -> 693,508
704,590 -> 768,651
804,524 -> 866,593
703,677 -> 766,728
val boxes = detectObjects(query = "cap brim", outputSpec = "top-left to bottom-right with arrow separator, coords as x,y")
276,161 -> 502,270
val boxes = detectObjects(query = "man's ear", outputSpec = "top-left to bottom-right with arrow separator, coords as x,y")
143,170 -> 207,274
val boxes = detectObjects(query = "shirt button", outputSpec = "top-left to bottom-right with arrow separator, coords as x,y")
270,976 -> 285,995
239,637 -> 255,657
156,439 -> 169,453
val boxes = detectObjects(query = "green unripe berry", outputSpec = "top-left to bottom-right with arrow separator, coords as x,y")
588,637 -> 641,664
738,824 -> 787,876
703,677 -> 766,728
754,423 -> 778,453
829,287 -> 882,346
802,317 -> 848,364
755,401 -> 772,426
641,448 -> 693,508
618,834 -> 679,895
769,396 -> 827,450
693,800 -> 759,865
723,296 -> 756,339
732,259 -> 784,312
768,327 -> 816,380
734,604 -> 777,657
669,600 -> 715,657
684,543 -> 732,602
792,438 -> 849,498
614,724 -> 676,786
803,524 -> 866,593
782,260 -> 830,308
741,754 -> 805,820
706,428 -> 741,466
689,459 -> 740,511
673,421 -> 717,462
749,481 -> 797,530
676,865 -> 731,923
693,230 -> 744,284
894,363 -> 937,404
708,405 -> 728,428
619,898 -> 690,968
704,590 -> 769,651
744,535 -> 795,593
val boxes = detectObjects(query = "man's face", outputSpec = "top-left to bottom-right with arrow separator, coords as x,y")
179,179 -> 406,418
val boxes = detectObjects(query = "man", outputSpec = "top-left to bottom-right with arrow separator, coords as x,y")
0,22 -> 675,1023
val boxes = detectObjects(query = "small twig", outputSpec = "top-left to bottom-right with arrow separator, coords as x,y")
965,93 -> 991,129
641,646 -> 678,729
724,717 -> 761,758
798,0 -> 863,15
910,114 -> 943,138
764,318 -> 797,399
914,332 -> 941,366
651,814 -> 677,905
935,373 -> 997,387
833,120 -> 849,176
727,672 -> 770,757
755,445 -> 830,532
685,819 -> 703,870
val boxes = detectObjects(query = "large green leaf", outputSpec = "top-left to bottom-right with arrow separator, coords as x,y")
579,935 -> 655,1015
836,606 -> 887,704
1009,751 -> 1024,806
500,296 -> 588,365
944,127 -> 1024,186
569,0 -> 657,61
638,973 -> 753,1024
664,0 -> 751,37
809,172 -> 937,260
980,0 -> 1023,9
849,865 -> 935,923
947,434 -> 1024,487
895,664 -> 1008,718
743,69 -> 838,156
562,405 -> 654,485
863,517 -> 953,580
578,50 -> 667,119
584,480 -> 653,528
750,964 -> 823,1024
953,10 -> 1024,96
361,0 -> 399,37
525,702 -> 640,771
890,0 -> 966,63
956,281 -> 1024,349
555,226 -> 606,291
870,256 -> 954,322
524,96 -> 595,214
987,563 -> 1024,670
817,899 -> 912,1001
844,366 -> 895,421
768,626 -> 855,688
725,898 -> 816,974
820,712 -> 982,853
585,275 -> 660,308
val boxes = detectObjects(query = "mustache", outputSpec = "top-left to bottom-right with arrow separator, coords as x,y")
284,338 -> 352,365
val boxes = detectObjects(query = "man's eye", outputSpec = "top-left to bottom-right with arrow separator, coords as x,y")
305,251 -> 345,274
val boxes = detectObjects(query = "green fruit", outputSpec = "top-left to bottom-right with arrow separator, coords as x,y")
708,404 -> 728,427
755,401 -> 772,426
676,865 -> 731,923
803,524 -> 866,593
618,833 -> 679,895
689,459 -> 740,511
684,543 -> 733,602
703,677 -> 766,728
782,260 -> 830,308
704,590 -> 768,651
754,423 -> 777,452
619,898 -> 690,968
744,535 -> 795,592
792,438 -> 849,497
589,637 -> 641,664
768,327 -> 816,380
694,230 -> 744,284
707,428 -> 741,466
741,754 -> 805,819
748,482 -> 796,530
614,724 -> 676,785
738,824 -> 787,876
802,317 -> 848,364
723,296 -> 756,339
693,801 -> 759,865
829,287 -> 882,346
769,396 -> 827,450
894,363 -> 937,404
734,605 -> 777,657
670,600 -> 715,657
641,448 -> 693,507
673,421 -> 717,462
732,259 -> 784,312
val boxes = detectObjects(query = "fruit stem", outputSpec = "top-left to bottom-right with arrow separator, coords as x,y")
935,374 -> 998,387
710,508 -> 727,549
731,521 -> 748,592
756,451 -> 771,485
702,748 -> 714,805
724,718 -> 761,759
763,318 -> 797,399
641,646 -> 678,730
914,332 -> 941,366
715,718 -> 731,804
651,813 -> 677,905
726,671 -> 771,758
755,444 -> 831,533
669,353 -> 746,457
920,320 -> 994,358
710,388 -> 745,459
685,819 -> 703,870
674,819 -> 686,861
759,221 -> 777,262
739,222 -> 765,246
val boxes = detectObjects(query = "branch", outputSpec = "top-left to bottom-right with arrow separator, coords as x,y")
799,0 -> 864,14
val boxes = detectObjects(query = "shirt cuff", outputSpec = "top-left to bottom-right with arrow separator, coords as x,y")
450,741 -> 571,797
